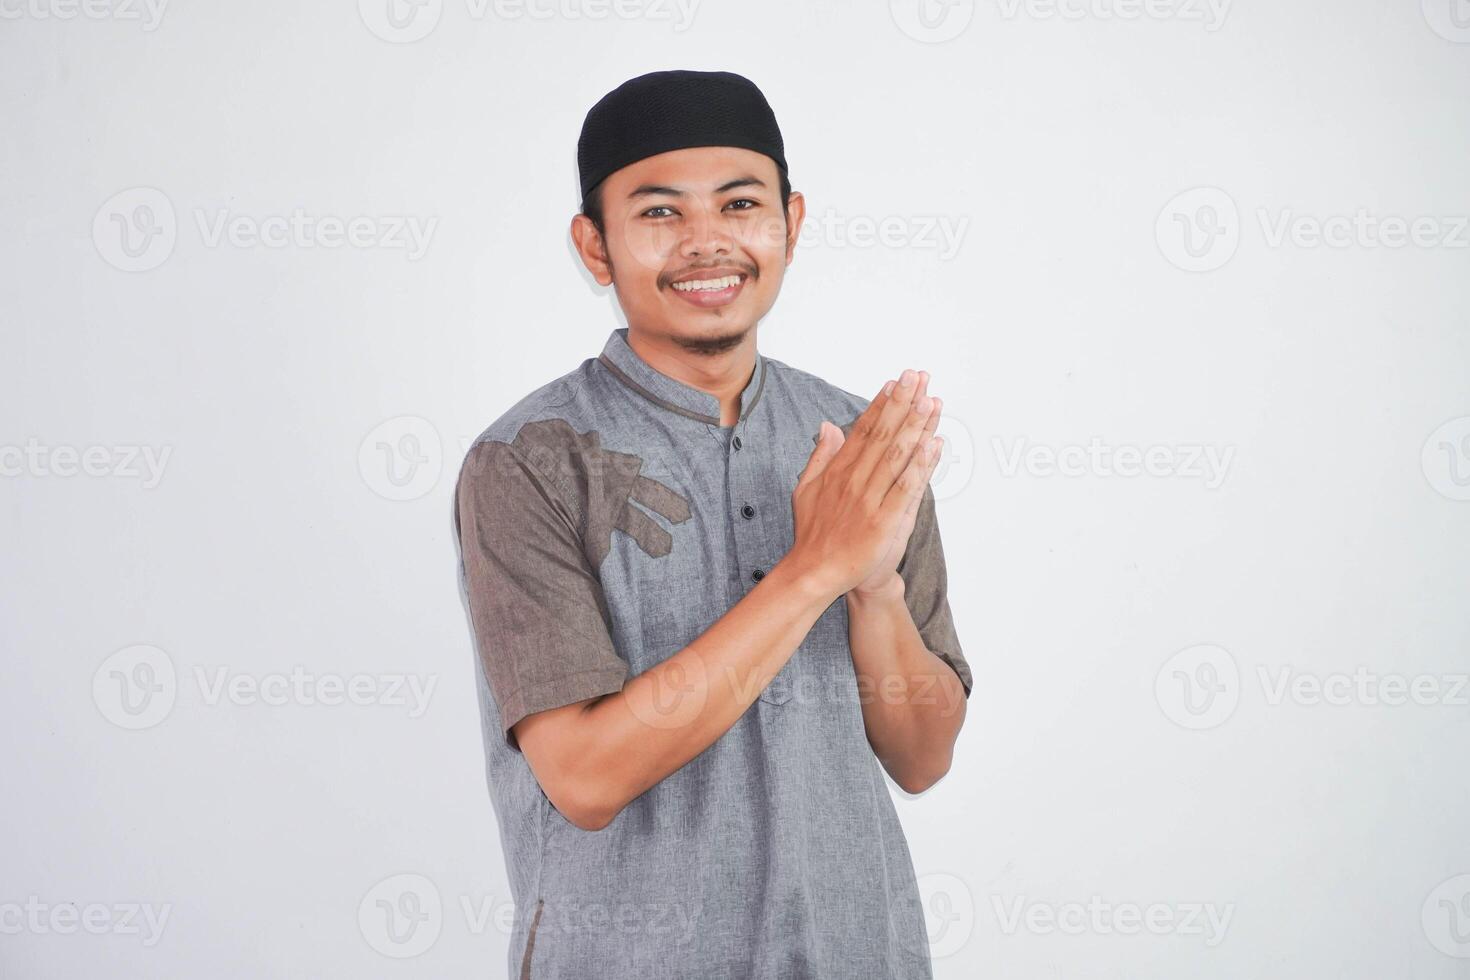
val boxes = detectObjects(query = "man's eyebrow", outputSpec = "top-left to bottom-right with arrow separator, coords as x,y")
715,176 -> 767,194
626,176 -> 769,200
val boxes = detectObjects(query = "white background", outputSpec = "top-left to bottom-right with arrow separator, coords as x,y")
4,0 -> 1469,977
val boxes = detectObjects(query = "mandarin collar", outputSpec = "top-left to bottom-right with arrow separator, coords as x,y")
597,327 -> 767,427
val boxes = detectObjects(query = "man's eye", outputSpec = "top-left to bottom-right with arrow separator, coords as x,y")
726,199 -> 759,211
642,206 -> 676,218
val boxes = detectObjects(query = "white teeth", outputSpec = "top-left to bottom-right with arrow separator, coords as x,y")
672,274 -> 742,292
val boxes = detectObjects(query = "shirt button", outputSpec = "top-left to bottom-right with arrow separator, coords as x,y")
740,503 -> 755,519
732,435 -> 743,451
751,568 -> 765,582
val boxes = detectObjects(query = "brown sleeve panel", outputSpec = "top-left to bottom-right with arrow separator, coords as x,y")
896,483 -> 973,699
456,438 -> 629,750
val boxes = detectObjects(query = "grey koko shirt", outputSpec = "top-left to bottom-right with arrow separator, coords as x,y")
453,326 -> 972,980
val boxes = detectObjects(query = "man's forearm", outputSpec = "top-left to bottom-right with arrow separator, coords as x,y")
567,555 -> 839,828
845,574 -> 966,793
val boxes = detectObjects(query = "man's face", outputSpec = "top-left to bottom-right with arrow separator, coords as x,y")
571,145 -> 805,349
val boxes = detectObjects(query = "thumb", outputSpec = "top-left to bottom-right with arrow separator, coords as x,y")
798,421 -> 843,486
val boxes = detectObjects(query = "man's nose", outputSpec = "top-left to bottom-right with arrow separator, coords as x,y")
681,204 -> 732,256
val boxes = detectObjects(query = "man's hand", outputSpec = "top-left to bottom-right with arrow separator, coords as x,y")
789,368 -> 944,598
851,372 -> 942,596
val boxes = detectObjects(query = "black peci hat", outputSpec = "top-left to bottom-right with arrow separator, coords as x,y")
577,69 -> 788,201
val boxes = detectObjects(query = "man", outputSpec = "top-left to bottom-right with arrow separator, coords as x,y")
453,68 -> 972,980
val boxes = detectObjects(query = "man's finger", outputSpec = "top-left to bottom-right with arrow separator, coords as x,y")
852,370 -> 931,497
881,431 -> 941,526
900,397 -> 943,519
796,420 -> 845,488
822,377 -> 895,473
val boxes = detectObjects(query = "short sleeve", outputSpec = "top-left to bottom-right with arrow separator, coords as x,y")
896,483 -> 972,698
454,438 -> 629,750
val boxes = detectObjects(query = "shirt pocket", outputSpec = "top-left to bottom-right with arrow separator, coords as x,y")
758,663 -> 794,705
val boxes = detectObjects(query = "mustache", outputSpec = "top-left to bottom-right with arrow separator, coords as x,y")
659,262 -> 758,288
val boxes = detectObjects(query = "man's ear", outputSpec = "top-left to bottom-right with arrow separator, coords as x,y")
570,213 -> 614,285
783,189 -> 806,267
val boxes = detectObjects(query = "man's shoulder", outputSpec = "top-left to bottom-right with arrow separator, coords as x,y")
454,358 -> 606,498
463,359 -> 599,453
762,353 -> 872,432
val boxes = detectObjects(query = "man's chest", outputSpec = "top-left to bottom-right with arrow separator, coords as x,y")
575,415 -> 851,701
596,420 -> 808,603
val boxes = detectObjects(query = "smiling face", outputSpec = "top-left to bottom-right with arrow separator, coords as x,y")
571,145 -> 805,353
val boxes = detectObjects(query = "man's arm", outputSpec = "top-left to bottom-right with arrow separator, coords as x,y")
513,553 -> 836,831
845,572 -> 967,795
456,437 -> 849,833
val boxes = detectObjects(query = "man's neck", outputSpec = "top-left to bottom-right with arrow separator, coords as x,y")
626,325 -> 757,426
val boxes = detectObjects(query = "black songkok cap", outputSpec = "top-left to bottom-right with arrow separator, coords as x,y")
577,69 -> 788,202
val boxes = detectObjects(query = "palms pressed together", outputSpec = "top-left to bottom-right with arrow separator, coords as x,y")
849,371 -> 942,598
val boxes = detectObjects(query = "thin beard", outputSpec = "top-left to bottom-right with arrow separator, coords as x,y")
669,325 -> 751,357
